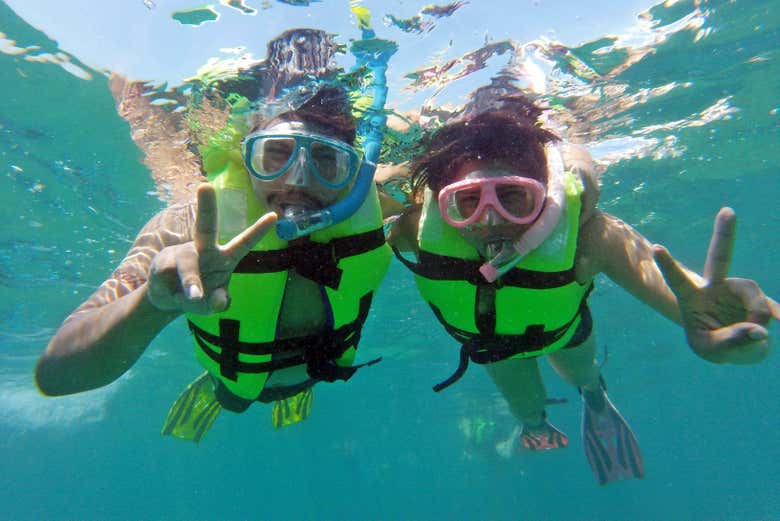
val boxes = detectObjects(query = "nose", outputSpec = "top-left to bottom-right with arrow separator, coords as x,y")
479,206 -> 506,226
285,146 -> 311,187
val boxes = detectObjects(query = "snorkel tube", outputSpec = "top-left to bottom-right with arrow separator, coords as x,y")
478,145 -> 567,282
275,10 -> 398,240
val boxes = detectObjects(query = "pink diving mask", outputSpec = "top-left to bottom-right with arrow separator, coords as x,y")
437,175 -> 546,228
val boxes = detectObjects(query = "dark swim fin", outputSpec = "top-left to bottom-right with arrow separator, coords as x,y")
581,387 -> 644,485
272,388 -> 313,429
161,372 -> 222,443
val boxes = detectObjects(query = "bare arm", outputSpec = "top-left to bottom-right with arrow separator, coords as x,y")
576,207 -> 779,364
565,143 -> 684,322
35,203 -> 197,395
575,209 -> 684,324
36,185 -> 278,395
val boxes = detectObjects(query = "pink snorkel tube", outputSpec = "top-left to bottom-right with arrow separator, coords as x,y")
478,144 -> 566,283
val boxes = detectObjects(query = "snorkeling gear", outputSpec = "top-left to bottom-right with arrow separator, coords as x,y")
161,372 -> 317,440
161,372 -> 222,443
581,380 -> 644,485
274,24 -> 397,240
274,158 -> 376,240
438,174 -> 546,228
242,130 -> 360,189
271,387 -> 314,429
478,144 -> 567,283
519,414 -> 569,451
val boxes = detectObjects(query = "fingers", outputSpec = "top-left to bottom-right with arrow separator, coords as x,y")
693,322 -> 770,365
703,207 -> 736,283
207,287 -> 230,313
176,250 -> 203,301
221,211 -> 278,261
768,297 -> 780,321
726,278 -> 775,325
653,245 -> 697,300
195,184 -> 219,252
175,286 -> 231,315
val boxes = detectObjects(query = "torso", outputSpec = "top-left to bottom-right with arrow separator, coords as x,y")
266,270 -> 328,387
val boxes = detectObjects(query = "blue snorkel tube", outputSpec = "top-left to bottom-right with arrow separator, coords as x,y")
275,19 -> 398,241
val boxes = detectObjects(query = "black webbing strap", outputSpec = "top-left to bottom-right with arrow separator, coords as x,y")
302,293 -> 380,382
234,228 -> 385,289
431,312 -> 579,392
187,293 -> 379,383
391,246 -> 576,289
431,283 -> 594,392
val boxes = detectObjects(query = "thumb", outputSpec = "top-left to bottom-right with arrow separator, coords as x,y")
695,322 -> 770,364
769,297 -> 780,321
653,245 -> 696,300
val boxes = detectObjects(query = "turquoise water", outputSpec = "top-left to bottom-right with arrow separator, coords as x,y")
1,1 -> 779,520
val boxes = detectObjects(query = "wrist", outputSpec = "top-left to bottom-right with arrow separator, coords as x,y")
140,282 -> 183,318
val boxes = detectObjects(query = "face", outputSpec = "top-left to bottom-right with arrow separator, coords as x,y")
449,159 -> 545,255
247,120 -> 349,216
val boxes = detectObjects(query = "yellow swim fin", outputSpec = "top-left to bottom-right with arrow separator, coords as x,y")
161,372 -> 222,443
272,388 -> 314,429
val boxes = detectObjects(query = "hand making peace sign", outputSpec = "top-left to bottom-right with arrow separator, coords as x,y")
147,184 -> 278,315
653,208 -> 780,364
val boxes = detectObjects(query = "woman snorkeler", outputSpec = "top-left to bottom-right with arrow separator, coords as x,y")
387,92 -> 779,485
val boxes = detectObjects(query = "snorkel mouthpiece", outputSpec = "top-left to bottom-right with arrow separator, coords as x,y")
275,159 -> 376,240
479,240 -> 522,283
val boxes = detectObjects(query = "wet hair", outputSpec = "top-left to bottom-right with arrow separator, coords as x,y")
257,86 -> 356,144
411,94 -> 559,196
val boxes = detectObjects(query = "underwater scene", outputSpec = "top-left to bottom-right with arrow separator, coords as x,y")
1,0 -> 779,520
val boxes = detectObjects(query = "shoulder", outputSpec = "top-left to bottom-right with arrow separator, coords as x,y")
561,142 -> 601,226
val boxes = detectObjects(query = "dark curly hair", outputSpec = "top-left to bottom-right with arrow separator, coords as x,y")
411,94 -> 559,197
258,86 -> 356,144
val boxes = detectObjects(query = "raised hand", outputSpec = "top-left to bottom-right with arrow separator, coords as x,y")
653,208 -> 780,364
147,184 -> 277,314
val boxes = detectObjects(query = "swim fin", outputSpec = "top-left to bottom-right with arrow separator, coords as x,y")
519,417 -> 569,451
271,387 -> 313,429
581,386 -> 644,485
161,372 -> 222,443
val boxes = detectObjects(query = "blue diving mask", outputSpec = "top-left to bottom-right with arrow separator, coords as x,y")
242,130 -> 361,189
241,129 -> 374,240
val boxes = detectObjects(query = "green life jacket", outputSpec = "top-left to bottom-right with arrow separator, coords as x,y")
186,156 -> 391,400
396,171 -> 592,391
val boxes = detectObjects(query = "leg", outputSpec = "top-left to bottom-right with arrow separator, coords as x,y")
547,331 -> 601,393
485,357 -> 547,426
548,331 -> 644,484
486,357 -> 568,451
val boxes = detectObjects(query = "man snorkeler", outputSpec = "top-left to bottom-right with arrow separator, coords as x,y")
35,28 -> 395,442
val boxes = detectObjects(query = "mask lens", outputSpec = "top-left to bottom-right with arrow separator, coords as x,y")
496,184 -> 536,219
310,141 -> 349,184
251,137 -> 296,177
452,187 -> 482,220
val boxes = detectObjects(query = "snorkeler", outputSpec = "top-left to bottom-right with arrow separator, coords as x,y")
387,92 -> 779,485
34,26 -> 397,442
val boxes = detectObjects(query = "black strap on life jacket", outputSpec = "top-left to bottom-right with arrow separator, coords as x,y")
188,293 -> 379,383
234,228 -> 385,289
431,283 -> 594,392
391,246 -> 576,289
